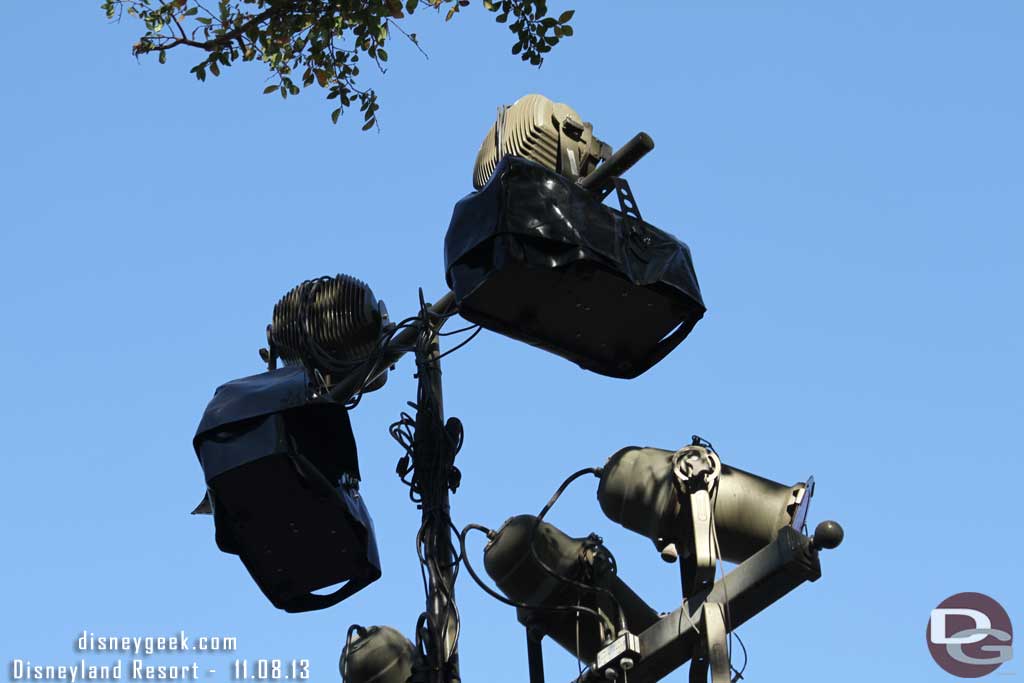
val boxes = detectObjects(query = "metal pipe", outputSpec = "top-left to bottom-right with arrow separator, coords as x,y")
328,291 -> 457,403
591,526 -> 826,683
526,628 -> 545,683
416,325 -> 460,682
577,132 -> 655,195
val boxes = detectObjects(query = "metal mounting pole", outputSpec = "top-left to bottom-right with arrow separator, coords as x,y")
526,627 -> 545,683
413,301 -> 460,683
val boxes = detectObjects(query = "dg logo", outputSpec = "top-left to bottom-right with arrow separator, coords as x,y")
927,592 -> 1014,678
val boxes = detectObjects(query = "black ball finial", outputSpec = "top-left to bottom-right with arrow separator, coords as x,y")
811,520 -> 844,550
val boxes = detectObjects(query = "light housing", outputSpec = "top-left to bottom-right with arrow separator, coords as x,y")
268,274 -> 390,391
597,446 -> 812,564
445,156 -> 705,379
483,515 -> 658,665
339,626 -> 419,683
192,366 -> 381,612
472,94 -> 610,189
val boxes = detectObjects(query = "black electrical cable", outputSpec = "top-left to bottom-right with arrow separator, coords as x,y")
458,524 -> 617,636
400,292 -> 467,680
436,325 -> 482,361
731,631 -> 748,681
345,315 -> 421,409
377,291 -> 478,681
441,520 -> 464,655
339,624 -> 366,683
439,323 -> 480,337
527,468 -> 628,635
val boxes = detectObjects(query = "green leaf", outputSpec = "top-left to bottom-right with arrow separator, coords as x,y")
332,107 -> 341,124
558,10 -> 574,23
196,16 -> 212,25
158,50 -> 167,64
560,25 -> 573,36
361,118 -> 374,131
263,85 -> 279,94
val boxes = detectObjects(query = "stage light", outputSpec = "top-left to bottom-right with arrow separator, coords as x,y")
447,100 -> 705,379
339,626 -> 419,683
192,365 -> 381,613
482,515 -> 658,666
597,444 -> 813,565
268,274 -> 390,392
472,94 -> 611,189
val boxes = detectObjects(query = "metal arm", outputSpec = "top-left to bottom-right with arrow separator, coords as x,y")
328,291 -> 457,403
593,527 -> 825,683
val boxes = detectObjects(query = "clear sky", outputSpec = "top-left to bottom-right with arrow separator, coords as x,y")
2,2 -> 1021,681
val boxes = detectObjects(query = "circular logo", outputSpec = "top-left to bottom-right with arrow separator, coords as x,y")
927,592 -> 1013,678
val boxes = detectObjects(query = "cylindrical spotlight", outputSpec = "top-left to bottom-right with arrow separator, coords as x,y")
339,626 -> 418,683
597,446 -> 812,564
483,515 -> 658,665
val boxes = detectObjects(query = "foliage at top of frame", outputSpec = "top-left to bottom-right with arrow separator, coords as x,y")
102,0 -> 576,127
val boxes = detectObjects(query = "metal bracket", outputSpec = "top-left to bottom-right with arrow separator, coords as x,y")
612,176 -> 643,221
577,527 -> 826,683
595,631 -> 641,680
260,324 -> 278,371
673,446 -> 722,598
688,603 -> 730,683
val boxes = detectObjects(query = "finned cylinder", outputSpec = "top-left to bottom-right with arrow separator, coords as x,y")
271,274 -> 387,369
597,447 -> 809,564
483,515 -> 658,665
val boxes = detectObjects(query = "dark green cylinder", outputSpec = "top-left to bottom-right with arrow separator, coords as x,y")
339,626 -> 417,683
483,515 -> 658,665
597,447 -> 809,564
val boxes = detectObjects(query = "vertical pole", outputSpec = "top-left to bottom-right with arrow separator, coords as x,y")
526,627 -> 545,683
415,313 -> 460,683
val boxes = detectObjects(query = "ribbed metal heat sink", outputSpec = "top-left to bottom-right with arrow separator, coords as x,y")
472,94 -> 610,189
270,274 -> 386,368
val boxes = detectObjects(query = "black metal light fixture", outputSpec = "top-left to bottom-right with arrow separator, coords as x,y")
339,626 -> 420,683
191,274 -> 395,613
446,95 -> 705,379
267,274 -> 391,392
482,515 -> 658,666
185,92 -> 847,683
471,94 -> 611,190
597,443 -> 814,566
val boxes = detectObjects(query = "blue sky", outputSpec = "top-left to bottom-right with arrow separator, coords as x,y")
1,1 -> 1021,681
